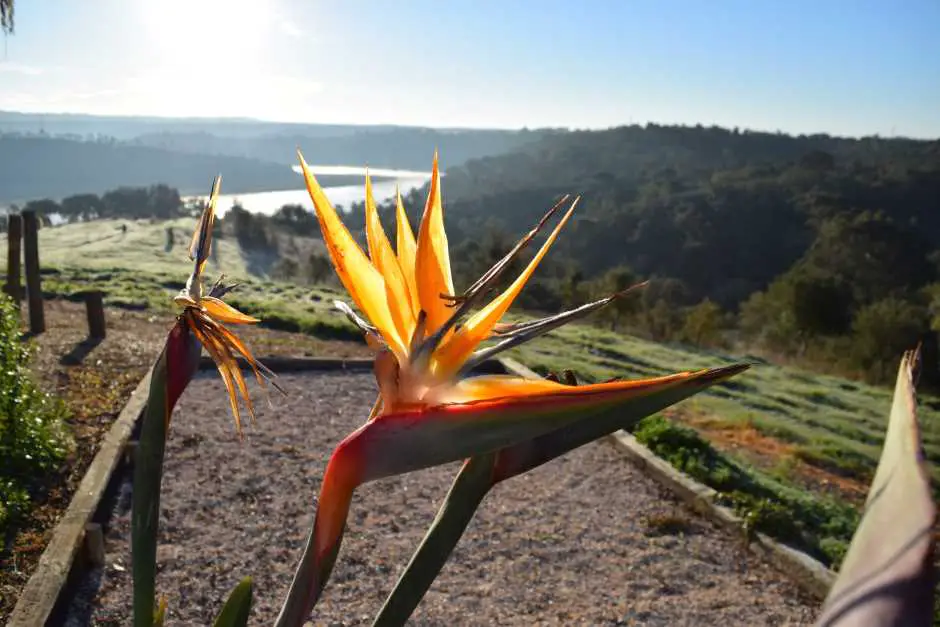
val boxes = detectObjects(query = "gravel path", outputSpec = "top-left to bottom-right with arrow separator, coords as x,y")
67,371 -> 816,626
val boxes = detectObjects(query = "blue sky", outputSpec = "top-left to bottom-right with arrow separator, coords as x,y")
1,0 -> 937,137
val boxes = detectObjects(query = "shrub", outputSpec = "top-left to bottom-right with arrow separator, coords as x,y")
0,295 -> 70,531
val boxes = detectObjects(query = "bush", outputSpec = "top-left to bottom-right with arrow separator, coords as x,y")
0,295 -> 69,531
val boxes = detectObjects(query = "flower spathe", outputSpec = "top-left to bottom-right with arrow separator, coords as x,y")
274,151 -> 750,626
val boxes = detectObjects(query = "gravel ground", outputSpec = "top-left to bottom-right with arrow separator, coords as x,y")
66,371 -> 816,626
1,299 -> 371,623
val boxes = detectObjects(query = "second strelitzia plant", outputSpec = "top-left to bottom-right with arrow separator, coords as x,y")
132,177 -> 279,626
274,152 -> 751,626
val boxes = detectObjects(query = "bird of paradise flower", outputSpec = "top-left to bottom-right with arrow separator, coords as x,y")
274,151 -> 750,625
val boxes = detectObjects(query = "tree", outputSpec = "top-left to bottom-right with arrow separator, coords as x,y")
848,297 -> 930,384
680,299 -> 725,347
23,199 -> 61,225
272,204 -> 317,237
61,193 -> 104,222
308,254 -> 333,284
800,212 -> 934,305
1,0 -> 12,34
589,265 -> 639,329
789,271 -> 853,336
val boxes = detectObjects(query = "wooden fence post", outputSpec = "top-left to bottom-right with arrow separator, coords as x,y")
22,210 -> 44,334
85,291 -> 106,339
4,213 -> 22,303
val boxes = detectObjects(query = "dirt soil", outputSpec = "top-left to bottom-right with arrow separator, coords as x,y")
67,371 -> 817,626
0,299 -> 370,622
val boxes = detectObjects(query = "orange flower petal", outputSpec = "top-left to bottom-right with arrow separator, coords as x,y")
434,371 -> 702,405
365,173 -> 416,344
430,199 -> 578,376
298,150 -> 407,358
395,186 -> 421,318
414,152 -> 455,335
201,296 -> 260,325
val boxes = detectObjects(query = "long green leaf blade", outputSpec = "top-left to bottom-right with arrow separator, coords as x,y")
213,577 -> 254,627
815,348 -> 936,626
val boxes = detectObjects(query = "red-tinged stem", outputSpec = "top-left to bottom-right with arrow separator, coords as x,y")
166,318 -> 201,414
275,434 -> 365,627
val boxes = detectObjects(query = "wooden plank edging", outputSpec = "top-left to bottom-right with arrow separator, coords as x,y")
8,371 -> 152,626
497,356 -> 837,601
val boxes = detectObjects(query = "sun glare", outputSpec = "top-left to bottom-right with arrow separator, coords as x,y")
140,0 -> 269,70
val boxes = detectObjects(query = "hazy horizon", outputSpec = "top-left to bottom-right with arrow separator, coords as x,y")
1,0 -> 937,139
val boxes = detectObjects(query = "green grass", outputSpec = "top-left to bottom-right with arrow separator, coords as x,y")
500,322 -> 940,486
3,218 -> 253,277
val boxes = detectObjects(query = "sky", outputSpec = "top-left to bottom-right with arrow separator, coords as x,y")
1,0 -> 938,138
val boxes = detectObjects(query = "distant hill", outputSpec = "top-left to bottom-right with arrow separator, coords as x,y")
0,111 -> 554,203
128,127 -> 558,170
0,135 -> 307,203
356,123 -> 940,391
440,124 -> 940,201
0,111 -> 408,140
0,110 -> 556,169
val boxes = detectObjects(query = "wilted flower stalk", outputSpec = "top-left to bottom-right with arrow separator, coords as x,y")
131,177 -> 277,626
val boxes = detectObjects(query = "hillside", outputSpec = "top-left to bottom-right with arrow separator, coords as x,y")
129,127 -> 555,170
10,217 -> 939,474
325,124 -> 940,391
0,135 -> 305,203
0,111 -> 553,182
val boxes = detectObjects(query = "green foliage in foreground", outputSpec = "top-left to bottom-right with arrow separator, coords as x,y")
633,415 -> 859,567
0,294 -> 69,532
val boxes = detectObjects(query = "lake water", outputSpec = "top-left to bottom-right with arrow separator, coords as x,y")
184,165 -> 433,216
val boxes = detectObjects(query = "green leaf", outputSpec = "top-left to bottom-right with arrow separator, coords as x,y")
815,348 -> 936,626
212,577 -> 254,627
132,351 -> 171,627
371,363 -> 746,626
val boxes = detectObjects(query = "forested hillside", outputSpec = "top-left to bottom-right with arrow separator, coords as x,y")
338,124 -> 940,387
9,122 -> 940,388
